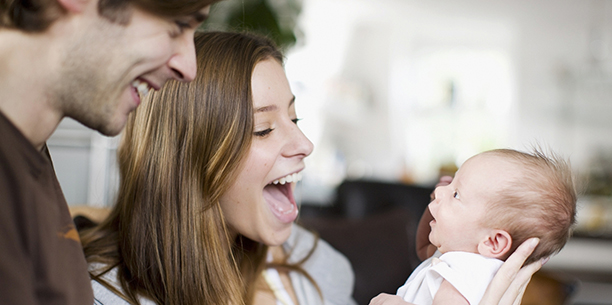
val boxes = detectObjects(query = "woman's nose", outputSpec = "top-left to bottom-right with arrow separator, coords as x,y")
283,122 -> 314,158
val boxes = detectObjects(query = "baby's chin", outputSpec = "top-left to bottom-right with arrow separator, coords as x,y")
428,237 -> 441,250
434,243 -> 449,254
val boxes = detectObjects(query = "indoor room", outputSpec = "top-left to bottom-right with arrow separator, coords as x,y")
49,0 -> 612,304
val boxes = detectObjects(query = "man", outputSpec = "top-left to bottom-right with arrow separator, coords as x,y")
0,0 -> 218,303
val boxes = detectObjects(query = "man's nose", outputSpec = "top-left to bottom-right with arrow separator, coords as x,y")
168,34 -> 197,82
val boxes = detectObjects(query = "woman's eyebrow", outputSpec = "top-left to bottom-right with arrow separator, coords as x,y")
255,96 -> 296,113
255,105 -> 278,113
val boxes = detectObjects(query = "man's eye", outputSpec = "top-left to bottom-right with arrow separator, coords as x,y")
173,21 -> 191,35
254,128 -> 274,137
176,21 -> 191,29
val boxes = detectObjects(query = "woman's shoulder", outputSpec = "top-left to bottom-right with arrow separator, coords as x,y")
286,224 -> 356,305
89,263 -> 156,305
92,279 -> 130,305
285,224 -> 350,266
90,264 -> 130,305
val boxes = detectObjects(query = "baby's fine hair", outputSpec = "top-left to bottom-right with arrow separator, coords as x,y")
480,148 -> 576,265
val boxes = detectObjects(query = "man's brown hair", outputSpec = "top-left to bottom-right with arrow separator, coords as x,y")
1,0 -> 217,32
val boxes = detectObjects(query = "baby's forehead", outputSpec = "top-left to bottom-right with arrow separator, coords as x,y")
458,153 -> 523,189
462,153 -> 518,174
475,152 -> 530,175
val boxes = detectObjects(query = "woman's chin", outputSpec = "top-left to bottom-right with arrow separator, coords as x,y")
261,223 -> 293,247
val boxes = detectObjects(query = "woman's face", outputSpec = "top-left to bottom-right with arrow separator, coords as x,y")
219,58 -> 314,246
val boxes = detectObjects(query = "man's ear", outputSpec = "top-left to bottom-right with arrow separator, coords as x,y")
56,0 -> 90,13
478,230 -> 512,259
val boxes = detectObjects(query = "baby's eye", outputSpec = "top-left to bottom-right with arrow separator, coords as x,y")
453,190 -> 459,199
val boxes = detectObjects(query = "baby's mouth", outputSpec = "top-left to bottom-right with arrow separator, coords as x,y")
429,215 -> 437,227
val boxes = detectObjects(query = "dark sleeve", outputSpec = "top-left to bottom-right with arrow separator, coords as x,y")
0,165 -> 39,305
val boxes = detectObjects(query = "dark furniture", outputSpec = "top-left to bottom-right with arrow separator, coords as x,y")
299,179 -> 434,305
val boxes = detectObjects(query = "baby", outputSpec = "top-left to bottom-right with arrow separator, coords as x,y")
397,148 -> 576,305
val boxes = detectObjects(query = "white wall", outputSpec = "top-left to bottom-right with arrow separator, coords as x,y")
285,0 -> 612,202
49,119 -> 119,206
50,0 -> 612,205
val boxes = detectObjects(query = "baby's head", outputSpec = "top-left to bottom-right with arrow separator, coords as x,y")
428,148 -> 576,265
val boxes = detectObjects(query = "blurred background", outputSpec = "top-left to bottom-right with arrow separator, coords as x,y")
54,0 -> 612,303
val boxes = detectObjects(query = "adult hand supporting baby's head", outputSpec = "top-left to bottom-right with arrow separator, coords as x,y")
369,293 -> 413,305
479,238 -> 543,305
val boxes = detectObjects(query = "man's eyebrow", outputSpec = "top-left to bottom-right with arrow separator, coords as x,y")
192,12 -> 208,23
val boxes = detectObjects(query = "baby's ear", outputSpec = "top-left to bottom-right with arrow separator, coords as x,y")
477,230 -> 512,259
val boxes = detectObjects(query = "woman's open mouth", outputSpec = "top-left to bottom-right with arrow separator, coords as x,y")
263,172 -> 302,223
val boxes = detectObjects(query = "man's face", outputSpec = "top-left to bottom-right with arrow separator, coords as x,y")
54,4 -> 210,136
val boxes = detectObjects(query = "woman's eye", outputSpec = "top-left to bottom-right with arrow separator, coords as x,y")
291,118 -> 301,125
453,190 -> 459,199
254,128 -> 274,137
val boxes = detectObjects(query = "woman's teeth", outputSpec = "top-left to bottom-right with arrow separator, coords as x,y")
132,79 -> 151,97
271,172 -> 303,185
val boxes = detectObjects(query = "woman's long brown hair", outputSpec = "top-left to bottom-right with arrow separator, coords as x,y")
80,31 -> 313,305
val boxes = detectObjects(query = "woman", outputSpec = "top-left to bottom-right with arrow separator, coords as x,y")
81,31 -> 354,305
